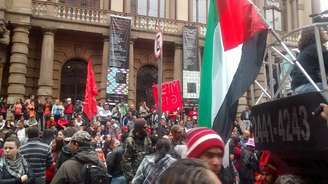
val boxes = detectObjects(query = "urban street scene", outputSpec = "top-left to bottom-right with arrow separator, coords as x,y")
0,0 -> 327,183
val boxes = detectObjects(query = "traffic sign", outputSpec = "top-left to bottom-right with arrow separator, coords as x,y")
154,31 -> 163,59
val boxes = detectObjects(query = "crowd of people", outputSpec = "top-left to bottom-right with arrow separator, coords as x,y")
0,95 -> 309,184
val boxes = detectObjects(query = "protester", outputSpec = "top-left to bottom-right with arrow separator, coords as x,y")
56,127 -> 78,169
185,127 -> 226,181
170,125 -> 184,147
20,127 -> 52,184
158,159 -> 221,184
0,115 -> 6,131
239,138 -> 258,184
139,101 -> 150,119
121,118 -> 152,181
13,100 -> 23,121
50,131 -> 108,184
291,27 -> 328,94
64,98 -> 74,123
132,138 -> 176,184
15,120 -> 27,145
0,136 -> 35,184
106,137 -> 126,184
51,100 -> 64,122
36,99 -> 44,130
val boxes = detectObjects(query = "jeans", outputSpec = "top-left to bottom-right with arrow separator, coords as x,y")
294,82 -> 323,95
111,176 -> 127,184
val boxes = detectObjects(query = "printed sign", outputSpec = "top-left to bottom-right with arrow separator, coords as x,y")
252,92 -> 328,149
106,67 -> 129,95
152,80 -> 183,113
183,71 -> 200,99
251,91 -> 328,177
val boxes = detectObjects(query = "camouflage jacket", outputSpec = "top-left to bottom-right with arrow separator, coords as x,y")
121,130 -> 153,181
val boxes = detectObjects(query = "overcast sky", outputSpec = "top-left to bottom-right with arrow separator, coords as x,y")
321,0 -> 328,12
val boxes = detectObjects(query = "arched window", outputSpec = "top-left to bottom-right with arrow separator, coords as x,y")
60,59 -> 87,101
136,0 -> 165,17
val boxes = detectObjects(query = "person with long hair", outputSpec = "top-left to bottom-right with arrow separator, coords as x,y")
132,138 -> 176,184
291,26 -> 328,94
0,136 -> 34,184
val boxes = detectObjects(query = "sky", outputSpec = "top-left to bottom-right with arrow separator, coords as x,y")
321,0 -> 328,12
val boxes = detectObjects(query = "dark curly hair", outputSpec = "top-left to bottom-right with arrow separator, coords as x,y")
158,159 -> 220,184
298,27 -> 327,51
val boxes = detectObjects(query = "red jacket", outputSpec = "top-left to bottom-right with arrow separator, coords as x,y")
64,104 -> 74,114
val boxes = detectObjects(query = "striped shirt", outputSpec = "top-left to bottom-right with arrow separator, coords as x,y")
20,138 -> 52,183
132,154 -> 176,184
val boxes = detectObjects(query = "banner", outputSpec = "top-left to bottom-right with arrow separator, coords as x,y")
252,91 -> 328,177
183,71 -> 200,99
106,67 -> 129,95
183,26 -> 200,107
152,80 -> 183,113
109,15 -> 131,69
108,15 -> 131,103
183,26 -> 199,71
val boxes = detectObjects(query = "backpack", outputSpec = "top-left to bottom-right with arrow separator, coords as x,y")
54,107 -> 61,117
80,162 -> 112,184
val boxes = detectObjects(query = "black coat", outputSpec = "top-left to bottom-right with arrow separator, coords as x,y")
56,145 -> 74,169
291,43 -> 328,89
51,150 -> 105,184
106,146 -> 124,177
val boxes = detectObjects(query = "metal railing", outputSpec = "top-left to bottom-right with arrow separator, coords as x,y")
31,0 -> 206,37
250,22 -> 328,105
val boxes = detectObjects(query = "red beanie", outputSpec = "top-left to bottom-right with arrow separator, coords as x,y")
186,127 -> 225,158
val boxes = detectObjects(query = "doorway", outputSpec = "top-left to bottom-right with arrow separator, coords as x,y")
60,59 -> 87,101
136,65 -> 158,108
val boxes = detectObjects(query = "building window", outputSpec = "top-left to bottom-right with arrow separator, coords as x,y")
136,0 -> 165,17
264,0 -> 283,31
192,0 -> 209,23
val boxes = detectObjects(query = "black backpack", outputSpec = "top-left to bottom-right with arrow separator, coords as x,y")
80,162 -> 112,184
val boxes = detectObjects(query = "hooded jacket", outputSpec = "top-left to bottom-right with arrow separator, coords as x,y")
56,145 -> 74,169
50,148 -> 105,184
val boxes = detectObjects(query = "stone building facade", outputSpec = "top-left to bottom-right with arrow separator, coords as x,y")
0,0 -> 318,108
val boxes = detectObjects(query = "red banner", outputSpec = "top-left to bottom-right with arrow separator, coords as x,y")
152,80 -> 183,113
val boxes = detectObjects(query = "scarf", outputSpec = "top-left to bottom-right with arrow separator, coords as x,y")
2,154 -> 29,178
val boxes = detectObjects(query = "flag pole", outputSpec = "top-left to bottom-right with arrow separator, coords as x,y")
250,1 -> 321,92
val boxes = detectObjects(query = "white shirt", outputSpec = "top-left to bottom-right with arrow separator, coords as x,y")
17,128 -> 27,145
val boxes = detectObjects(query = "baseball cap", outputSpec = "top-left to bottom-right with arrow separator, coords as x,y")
71,131 -> 91,144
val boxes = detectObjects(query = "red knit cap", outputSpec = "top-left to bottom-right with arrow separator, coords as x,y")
186,127 -> 225,158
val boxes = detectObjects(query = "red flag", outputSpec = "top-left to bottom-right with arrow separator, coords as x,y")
83,57 -> 98,120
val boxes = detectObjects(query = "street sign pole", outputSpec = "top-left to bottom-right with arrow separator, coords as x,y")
158,45 -> 163,117
154,29 -> 163,117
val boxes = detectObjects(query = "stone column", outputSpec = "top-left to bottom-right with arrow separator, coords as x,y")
103,0 -> 110,10
170,0 -> 176,19
311,0 -> 321,15
128,40 -> 135,106
100,38 -> 109,100
173,44 -> 182,82
7,26 -> 29,104
124,0 -> 131,13
37,30 -> 55,100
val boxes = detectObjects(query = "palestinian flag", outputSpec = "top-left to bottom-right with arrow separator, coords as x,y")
198,0 -> 268,141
